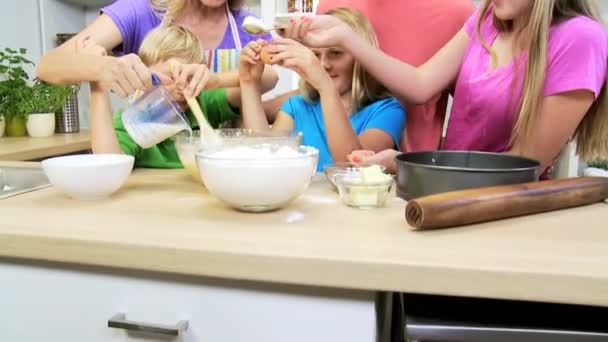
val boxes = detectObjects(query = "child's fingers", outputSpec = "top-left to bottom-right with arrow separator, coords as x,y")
185,66 -> 204,97
175,65 -> 191,92
256,38 -> 268,47
170,62 -> 181,84
195,69 -> 210,96
243,56 -> 257,65
246,41 -> 262,53
348,150 -> 375,163
296,17 -> 313,40
278,57 -> 302,73
187,66 -> 209,97
267,51 -> 291,65
240,47 -> 260,63
241,49 -> 257,59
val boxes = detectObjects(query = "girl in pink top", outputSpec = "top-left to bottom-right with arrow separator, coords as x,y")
278,0 -> 608,174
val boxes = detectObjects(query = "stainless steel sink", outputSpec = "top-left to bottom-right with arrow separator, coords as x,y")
0,166 -> 51,200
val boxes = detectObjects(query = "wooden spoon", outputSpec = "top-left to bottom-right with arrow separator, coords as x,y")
169,61 -> 221,145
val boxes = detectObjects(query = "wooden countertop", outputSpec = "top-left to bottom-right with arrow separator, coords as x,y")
1,163 -> 607,307
0,131 -> 91,161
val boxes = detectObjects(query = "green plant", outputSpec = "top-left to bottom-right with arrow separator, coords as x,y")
19,81 -> 76,114
588,159 -> 608,170
0,47 -> 34,119
0,47 -> 75,119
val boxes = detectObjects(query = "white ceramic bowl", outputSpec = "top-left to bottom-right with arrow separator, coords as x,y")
196,145 -> 318,212
41,154 -> 134,200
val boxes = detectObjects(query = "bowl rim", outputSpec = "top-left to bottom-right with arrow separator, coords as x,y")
395,150 -> 540,173
334,173 -> 395,187
195,145 -> 319,161
174,128 -> 302,138
324,162 -> 387,172
41,154 -> 135,168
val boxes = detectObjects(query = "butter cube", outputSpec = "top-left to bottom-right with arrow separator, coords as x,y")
349,185 -> 379,207
361,165 -> 389,183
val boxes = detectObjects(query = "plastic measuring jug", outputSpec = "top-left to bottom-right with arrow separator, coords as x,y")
121,75 -> 191,148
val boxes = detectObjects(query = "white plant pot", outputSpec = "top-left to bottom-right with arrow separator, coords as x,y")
584,167 -> 608,177
26,113 -> 56,138
0,115 -> 5,137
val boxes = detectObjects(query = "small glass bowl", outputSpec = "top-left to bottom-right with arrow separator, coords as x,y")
324,162 -> 386,191
334,173 -> 394,209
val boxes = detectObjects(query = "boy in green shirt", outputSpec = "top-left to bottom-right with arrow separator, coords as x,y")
84,25 -> 241,168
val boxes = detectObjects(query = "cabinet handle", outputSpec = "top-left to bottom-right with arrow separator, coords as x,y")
107,313 -> 188,336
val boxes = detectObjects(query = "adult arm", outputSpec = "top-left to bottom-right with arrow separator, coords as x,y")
279,15 -> 471,105
36,14 -> 152,96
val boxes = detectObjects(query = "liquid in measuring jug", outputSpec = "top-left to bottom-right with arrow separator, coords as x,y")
122,77 -> 191,148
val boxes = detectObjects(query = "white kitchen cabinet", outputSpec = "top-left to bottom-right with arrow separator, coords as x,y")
0,261 -> 376,342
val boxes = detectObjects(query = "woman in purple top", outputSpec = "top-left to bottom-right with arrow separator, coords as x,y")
37,0 -> 277,98
280,0 -> 608,175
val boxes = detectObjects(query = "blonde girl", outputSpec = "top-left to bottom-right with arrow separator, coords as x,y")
239,7 -> 406,171
282,0 -> 608,175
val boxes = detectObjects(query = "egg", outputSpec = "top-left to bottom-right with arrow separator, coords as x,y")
260,46 -> 276,65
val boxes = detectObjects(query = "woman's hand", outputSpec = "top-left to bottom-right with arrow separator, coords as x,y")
170,62 -> 211,97
91,51 -> 152,98
76,36 -> 110,93
281,15 -> 353,48
239,39 -> 267,84
266,37 -> 332,92
348,149 -> 401,174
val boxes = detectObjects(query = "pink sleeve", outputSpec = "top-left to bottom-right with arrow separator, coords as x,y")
543,17 -> 608,98
463,8 -> 480,37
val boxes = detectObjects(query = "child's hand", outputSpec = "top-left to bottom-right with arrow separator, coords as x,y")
239,39 -> 267,83
169,62 -> 211,97
265,37 -> 331,92
281,15 -> 353,49
348,149 -> 400,174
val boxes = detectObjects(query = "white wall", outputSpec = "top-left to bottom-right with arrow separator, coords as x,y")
0,0 -> 43,78
0,0 -> 90,127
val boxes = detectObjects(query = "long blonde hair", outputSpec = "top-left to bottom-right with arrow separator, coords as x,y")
150,0 -> 245,24
477,0 -> 608,161
300,7 -> 390,111
138,25 -> 204,65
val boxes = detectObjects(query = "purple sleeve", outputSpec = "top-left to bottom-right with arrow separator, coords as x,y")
543,17 -> 608,98
101,0 -> 160,55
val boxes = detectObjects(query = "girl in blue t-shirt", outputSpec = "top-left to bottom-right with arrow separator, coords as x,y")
237,7 -> 406,171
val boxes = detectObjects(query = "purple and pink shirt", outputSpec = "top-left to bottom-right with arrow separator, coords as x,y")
443,7 -> 608,153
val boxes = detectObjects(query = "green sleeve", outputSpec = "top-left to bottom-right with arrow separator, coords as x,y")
112,110 -> 141,157
192,88 -> 241,128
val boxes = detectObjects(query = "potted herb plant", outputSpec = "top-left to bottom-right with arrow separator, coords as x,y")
0,47 -> 75,137
0,47 -> 32,137
0,112 -> 4,137
23,81 -> 76,137
585,159 -> 608,177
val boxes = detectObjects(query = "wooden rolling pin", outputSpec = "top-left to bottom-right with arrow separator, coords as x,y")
405,176 -> 608,230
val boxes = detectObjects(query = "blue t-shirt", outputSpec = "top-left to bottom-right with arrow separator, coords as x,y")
280,95 -> 406,171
